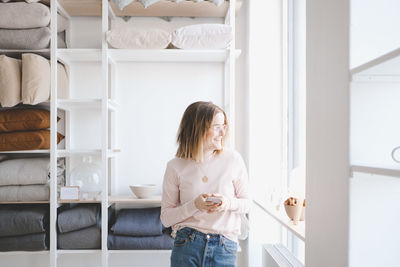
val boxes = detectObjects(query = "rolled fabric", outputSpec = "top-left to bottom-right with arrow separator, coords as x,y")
0,184 -> 49,202
0,232 -> 48,251
0,27 -> 51,50
57,204 -> 99,233
111,207 -> 164,236
0,205 -> 48,237
108,233 -> 174,250
0,2 -> 50,29
57,226 -> 101,249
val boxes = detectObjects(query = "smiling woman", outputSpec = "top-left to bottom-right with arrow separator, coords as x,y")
161,101 -> 251,267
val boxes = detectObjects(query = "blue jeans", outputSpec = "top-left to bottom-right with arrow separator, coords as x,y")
170,227 -> 237,267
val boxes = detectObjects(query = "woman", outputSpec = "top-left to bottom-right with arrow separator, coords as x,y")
161,101 -> 251,267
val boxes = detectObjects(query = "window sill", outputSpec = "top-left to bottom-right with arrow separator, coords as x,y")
253,198 -> 305,242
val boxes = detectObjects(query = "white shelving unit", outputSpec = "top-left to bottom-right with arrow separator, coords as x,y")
0,1 -> 240,266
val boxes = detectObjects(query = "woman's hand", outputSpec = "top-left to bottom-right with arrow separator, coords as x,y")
194,194 -> 219,211
206,194 -> 230,213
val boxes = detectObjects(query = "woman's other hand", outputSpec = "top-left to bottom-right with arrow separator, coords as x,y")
207,194 -> 230,213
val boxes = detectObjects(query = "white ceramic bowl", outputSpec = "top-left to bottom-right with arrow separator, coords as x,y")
129,184 -> 157,199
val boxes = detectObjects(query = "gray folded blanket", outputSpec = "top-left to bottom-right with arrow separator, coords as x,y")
0,184 -> 49,202
107,233 -> 174,250
58,226 -> 101,249
0,205 -> 48,237
0,2 -> 50,29
0,232 -> 48,251
111,207 -> 164,236
58,204 -> 99,233
0,27 -> 51,49
0,158 -> 50,186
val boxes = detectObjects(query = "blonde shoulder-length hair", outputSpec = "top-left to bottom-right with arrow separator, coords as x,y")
176,101 -> 228,162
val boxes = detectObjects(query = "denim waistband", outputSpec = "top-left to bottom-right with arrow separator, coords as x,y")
178,227 -> 223,241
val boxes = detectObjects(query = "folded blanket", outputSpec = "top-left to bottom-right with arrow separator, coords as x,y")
0,27 -> 51,50
0,158 -> 50,186
108,233 -> 174,250
0,2 -> 50,29
0,232 -> 48,251
111,207 -> 164,236
58,226 -> 101,249
0,205 -> 48,237
0,184 -> 49,202
58,204 -> 99,233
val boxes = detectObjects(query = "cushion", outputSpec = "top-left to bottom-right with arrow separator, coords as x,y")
138,0 -> 160,8
21,53 -> 50,105
0,158 -> 50,186
107,27 -> 170,49
171,24 -> 233,49
0,108 -> 53,133
0,130 -> 64,151
0,2 -> 50,29
25,0 -> 41,3
0,27 -> 51,50
112,0 -> 135,10
0,55 -> 21,108
22,54 -> 69,104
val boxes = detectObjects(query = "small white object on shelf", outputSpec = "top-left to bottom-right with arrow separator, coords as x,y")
59,186 -> 80,200
129,184 -> 157,198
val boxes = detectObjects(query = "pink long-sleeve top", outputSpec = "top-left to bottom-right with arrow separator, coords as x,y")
160,149 -> 251,243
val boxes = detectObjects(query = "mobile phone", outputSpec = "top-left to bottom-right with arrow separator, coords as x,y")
206,196 -> 222,204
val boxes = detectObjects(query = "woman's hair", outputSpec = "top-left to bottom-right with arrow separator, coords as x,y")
176,101 -> 228,162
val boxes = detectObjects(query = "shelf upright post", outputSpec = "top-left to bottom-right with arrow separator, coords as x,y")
101,0 -> 109,266
224,0 -> 236,148
50,0 -> 58,267
109,58 -> 117,195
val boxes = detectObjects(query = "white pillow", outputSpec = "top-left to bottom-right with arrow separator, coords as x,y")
106,27 -> 171,49
171,24 -> 233,49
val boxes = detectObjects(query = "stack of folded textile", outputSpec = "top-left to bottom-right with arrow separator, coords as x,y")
0,109 -> 64,151
0,157 -> 65,202
0,204 -> 49,251
108,207 -> 174,250
0,1 -> 69,49
57,204 -> 101,249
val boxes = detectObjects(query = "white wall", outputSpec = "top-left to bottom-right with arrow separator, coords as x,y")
114,62 -> 223,195
349,173 -> 400,267
350,0 -> 400,68
349,1 -> 400,266
306,0 -> 350,266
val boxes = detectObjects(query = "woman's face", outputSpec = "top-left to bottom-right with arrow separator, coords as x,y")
205,112 -> 226,152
